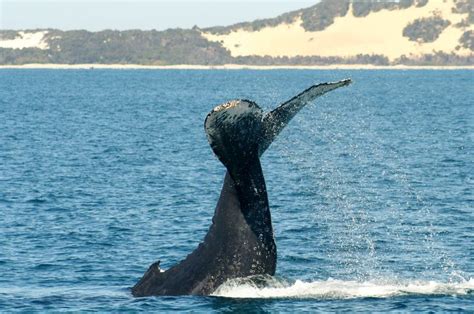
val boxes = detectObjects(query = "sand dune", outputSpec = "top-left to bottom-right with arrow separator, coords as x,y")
202,0 -> 473,61
0,31 -> 49,50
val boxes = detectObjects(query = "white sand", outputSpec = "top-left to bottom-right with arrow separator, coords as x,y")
0,31 -> 49,50
202,0 -> 474,61
0,64 -> 472,70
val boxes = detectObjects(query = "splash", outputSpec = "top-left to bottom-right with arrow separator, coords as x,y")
212,276 -> 474,299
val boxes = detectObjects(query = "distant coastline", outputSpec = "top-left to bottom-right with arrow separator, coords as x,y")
1,64 -> 473,70
1,1 -> 473,68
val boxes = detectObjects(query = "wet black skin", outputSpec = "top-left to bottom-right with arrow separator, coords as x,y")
132,79 -> 351,296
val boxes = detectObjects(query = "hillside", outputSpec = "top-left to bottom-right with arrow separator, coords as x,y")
0,0 -> 473,66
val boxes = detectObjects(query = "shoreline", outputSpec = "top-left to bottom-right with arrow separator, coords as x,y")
0,63 -> 473,70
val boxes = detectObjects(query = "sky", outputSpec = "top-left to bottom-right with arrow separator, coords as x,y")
0,0 -> 317,31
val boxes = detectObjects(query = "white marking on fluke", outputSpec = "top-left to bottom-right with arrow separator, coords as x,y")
205,99 -> 261,143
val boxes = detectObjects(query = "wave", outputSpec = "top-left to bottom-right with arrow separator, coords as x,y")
212,276 -> 474,299
0,286 -> 128,299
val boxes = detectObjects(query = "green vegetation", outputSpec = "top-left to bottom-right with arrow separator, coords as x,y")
0,29 -> 233,65
43,29 -> 232,65
232,54 -> 390,66
394,51 -> 474,65
459,30 -> 474,50
403,16 -> 451,43
0,30 -> 19,40
452,0 -> 474,27
300,0 -> 349,31
352,0 -> 417,17
0,48 -> 50,64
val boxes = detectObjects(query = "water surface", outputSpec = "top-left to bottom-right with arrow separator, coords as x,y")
0,69 -> 472,311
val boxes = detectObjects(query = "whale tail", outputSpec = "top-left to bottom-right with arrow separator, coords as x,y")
204,79 -> 352,179
205,79 -> 352,164
204,99 -> 275,253
204,99 -> 265,178
132,79 -> 351,297
260,79 -> 352,154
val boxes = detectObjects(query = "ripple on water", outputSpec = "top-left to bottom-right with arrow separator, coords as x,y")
0,69 -> 472,311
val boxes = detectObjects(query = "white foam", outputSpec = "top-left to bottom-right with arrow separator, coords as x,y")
213,277 -> 474,299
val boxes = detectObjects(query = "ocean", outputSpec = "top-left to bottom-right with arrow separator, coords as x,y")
0,69 -> 472,311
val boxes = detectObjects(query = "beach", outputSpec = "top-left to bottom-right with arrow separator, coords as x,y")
1,63 -> 473,70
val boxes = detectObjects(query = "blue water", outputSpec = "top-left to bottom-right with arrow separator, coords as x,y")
0,69 -> 472,311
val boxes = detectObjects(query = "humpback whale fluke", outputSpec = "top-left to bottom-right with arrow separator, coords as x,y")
132,79 -> 352,297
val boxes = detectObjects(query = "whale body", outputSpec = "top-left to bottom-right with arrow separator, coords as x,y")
132,79 -> 351,296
